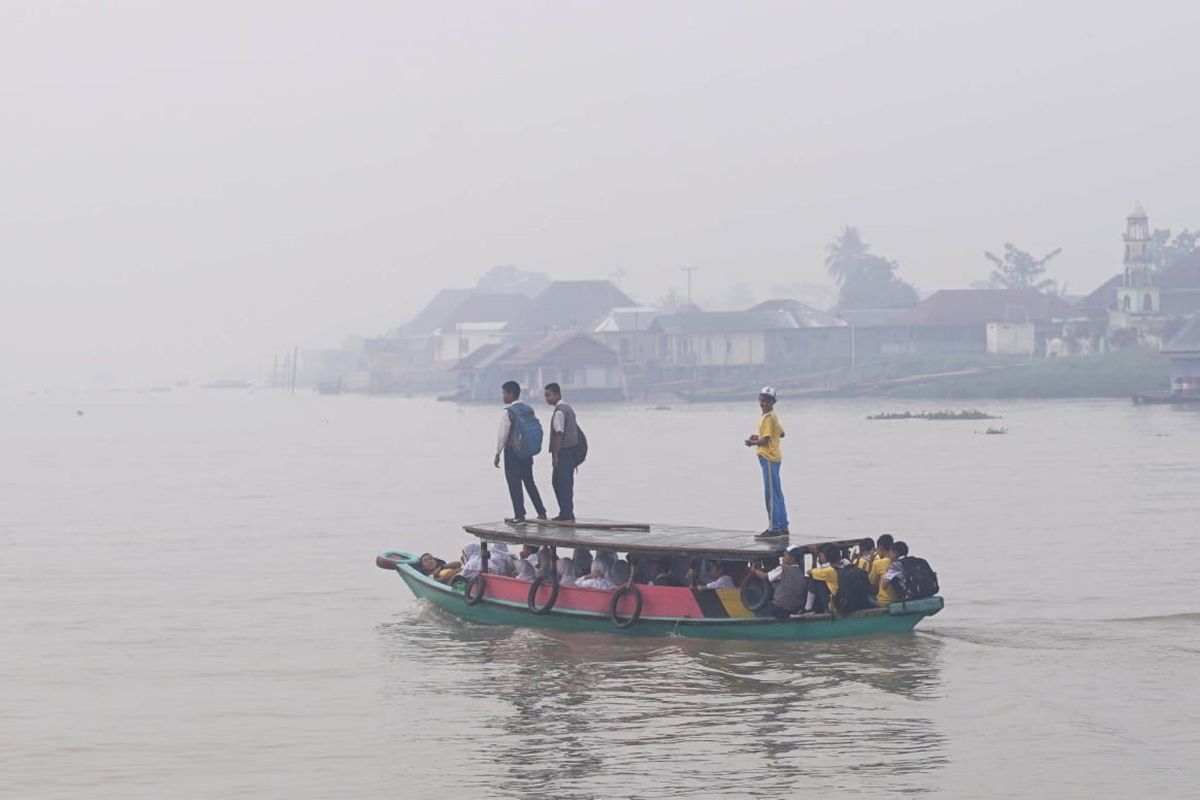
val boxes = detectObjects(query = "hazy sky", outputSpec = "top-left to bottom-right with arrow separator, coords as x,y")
3,1 -> 1199,387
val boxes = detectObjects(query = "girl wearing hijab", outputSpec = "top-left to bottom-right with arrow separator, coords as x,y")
576,548 -> 618,590
557,557 -> 579,588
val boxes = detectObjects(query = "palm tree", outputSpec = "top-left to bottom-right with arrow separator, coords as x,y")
825,226 -> 869,286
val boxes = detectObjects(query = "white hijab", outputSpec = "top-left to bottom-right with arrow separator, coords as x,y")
557,557 -> 578,587
593,549 -> 617,580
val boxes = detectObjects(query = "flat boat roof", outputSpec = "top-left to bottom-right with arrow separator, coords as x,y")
463,520 -> 864,559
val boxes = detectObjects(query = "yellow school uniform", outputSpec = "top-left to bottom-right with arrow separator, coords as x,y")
810,565 -> 838,596
868,556 -> 891,589
871,556 -> 897,604
756,411 -> 784,462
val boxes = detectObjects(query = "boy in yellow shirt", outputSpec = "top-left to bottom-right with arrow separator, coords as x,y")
804,545 -> 845,613
744,386 -> 789,539
869,534 -> 896,606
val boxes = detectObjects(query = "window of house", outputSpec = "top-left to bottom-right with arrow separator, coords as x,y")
459,338 -> 470,354
1123,295 -> 1132,312
1143,294 -> 1154,312
561,369 -> 575,385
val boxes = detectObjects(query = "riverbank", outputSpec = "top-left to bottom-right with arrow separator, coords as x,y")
865,351 -> 1169,399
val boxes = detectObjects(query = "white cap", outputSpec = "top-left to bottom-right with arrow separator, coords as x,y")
759,386 -> 777,398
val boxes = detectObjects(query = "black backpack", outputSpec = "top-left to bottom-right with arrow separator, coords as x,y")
833,564 -> 872,613
575,425 -> 588,466
899,557 -> 939,600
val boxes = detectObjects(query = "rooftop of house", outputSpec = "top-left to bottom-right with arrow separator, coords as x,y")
451,342 -> 519,371
505,280 -> 635,334
501,331 -> 620,367
441,293 -> 532,326
1163,315 -> 1200,354
749,299 -> 846,327
651,309 -> 800,334
897,288 -> 1076,326
402,288 -> 475,335
594,307 -> 665,333
832,308 -> 911,328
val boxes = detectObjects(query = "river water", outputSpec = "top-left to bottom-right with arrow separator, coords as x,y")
2,390 -> 1198,799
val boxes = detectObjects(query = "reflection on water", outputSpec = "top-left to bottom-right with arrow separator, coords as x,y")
380,602 -> 947,799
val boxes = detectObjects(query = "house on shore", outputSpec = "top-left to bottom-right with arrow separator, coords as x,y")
504,280 -> 634,344
452,332 -> 624,401
652,310 -> 797,369
1162,316 -> 1200,397
887,288 -> 1075,355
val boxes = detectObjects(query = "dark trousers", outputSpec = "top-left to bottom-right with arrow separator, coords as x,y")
551,446 -> 580,520
504,449 -> 546,519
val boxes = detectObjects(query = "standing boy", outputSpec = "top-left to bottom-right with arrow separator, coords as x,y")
544,382 -> 581,522
494,380 -> 547,524
744,386 -> 789,539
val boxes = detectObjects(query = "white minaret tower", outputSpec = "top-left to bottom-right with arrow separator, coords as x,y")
1117,204 -> 1159,315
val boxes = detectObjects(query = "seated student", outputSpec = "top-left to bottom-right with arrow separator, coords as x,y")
853,538 -> 876,572
572,547 -> 593,576
804,545 -> 846,613
881,540 -> 909,601
556,556 -> 579,587
651,557 -> 686,587
489,542 -> 518,577
696,560 -> 735,590
515,544 -> 541,581
575,549 -> 617,590
747,546 -> 808,619
868,534 -> 895,605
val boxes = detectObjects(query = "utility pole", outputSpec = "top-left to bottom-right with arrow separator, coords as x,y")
680,266 -> 699,306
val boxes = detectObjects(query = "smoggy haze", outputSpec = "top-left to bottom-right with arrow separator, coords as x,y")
3,1 -> 1199,388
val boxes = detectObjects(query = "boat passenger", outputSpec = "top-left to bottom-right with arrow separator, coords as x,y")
461,542 -> 517,579
544,382 -> 584,523
651,557 -> 686,587
748,546 -> 808,619
882,540 -> 908,600
868,534 -> 896,605
515,544 -> 541,580
696,560 -> 735,591
853,538 -> 876,572
416,553 -> 446,576
576,548 -> 617,590
744,385 -> 789,540
557,557 -> 579,587
495,380 -> 548,524
572,547 -> 593,575
804,545 -> 844,613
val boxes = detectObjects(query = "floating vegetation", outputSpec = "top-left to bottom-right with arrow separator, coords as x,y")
867,409 -> 1000,421
983,426 -> 1008,435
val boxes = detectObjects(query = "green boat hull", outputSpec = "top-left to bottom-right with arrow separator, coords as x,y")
388,555 -> 942,641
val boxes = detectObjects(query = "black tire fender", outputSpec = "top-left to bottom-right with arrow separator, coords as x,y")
527,574 -> 560,614
464,575 -> 486,605
740,573 -> 772,611
609,585 -> 643,628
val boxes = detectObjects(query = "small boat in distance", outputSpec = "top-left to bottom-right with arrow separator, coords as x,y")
376,520 -> 943,640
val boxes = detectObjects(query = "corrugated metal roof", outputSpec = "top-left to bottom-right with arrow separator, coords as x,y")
749,299 -> 846,327
651,310 -> 799,334
442,293 -> 531,326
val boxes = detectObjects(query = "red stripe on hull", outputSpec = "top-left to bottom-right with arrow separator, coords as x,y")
479,574 -> 707,618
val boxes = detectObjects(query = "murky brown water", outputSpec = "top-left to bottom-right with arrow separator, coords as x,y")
2,391 -> 1198,798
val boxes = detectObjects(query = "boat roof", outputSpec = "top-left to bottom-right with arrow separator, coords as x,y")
462,520 -> 865,559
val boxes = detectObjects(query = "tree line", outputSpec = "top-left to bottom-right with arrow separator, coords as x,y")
825,225 -> 1199,309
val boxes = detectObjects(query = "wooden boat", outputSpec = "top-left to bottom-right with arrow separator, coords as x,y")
376,520 -> 944,640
